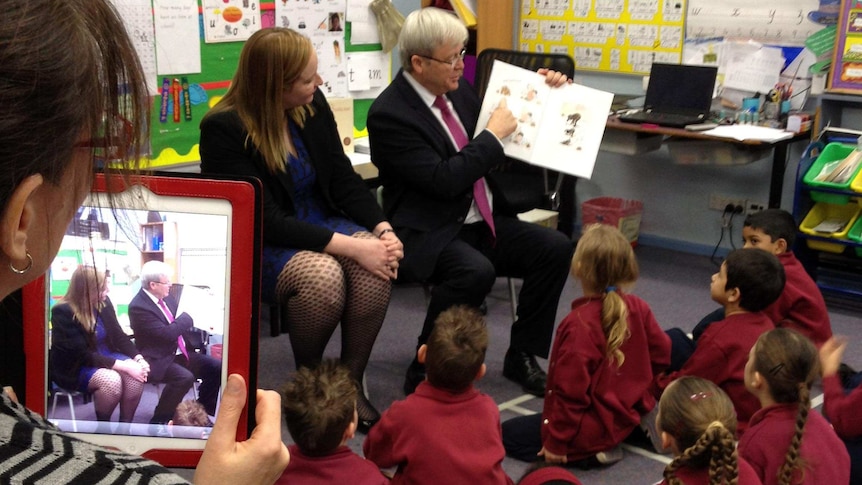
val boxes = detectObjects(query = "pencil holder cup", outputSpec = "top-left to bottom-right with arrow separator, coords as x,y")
763,102 -> 780,120
780,100 -> 791,114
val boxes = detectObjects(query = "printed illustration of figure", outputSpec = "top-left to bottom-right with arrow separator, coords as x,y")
560,112 -> 581,146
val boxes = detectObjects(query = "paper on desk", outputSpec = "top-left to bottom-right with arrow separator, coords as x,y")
701,124 -> 793,143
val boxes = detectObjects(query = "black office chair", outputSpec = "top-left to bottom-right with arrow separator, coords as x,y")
473,48 -> 577,237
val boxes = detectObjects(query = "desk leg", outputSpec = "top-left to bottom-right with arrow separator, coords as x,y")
769,143 -> 789,208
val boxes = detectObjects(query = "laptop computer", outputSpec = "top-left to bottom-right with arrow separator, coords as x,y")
618,63 -> 718,128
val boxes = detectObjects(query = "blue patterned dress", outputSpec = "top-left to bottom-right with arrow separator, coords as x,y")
77,315 -> 129,392
262,122 -> 364,302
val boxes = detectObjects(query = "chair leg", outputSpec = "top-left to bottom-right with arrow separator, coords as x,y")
508,277 -> 519,322
66,393 -> 77,432
269,303 -> 281,337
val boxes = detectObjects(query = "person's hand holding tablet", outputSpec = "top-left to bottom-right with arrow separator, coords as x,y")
195,374 -> 290,484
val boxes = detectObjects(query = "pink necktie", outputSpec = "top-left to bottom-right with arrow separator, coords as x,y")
158,299 -> 188,360
433,95 -> 496,239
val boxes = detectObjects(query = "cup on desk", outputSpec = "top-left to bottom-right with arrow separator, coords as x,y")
780,100 -> 791,115
742,97 -> 760,112
763,102 -> 780,121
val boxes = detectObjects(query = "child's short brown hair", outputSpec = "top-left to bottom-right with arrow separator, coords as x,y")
425,305 -> 488,393
172,399 -> 211,427
282,360 -> 357,456
724,248 -> 785,312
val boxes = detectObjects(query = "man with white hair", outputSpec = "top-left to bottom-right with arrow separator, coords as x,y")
129,260 -> 221,431
368,7 -> 573,397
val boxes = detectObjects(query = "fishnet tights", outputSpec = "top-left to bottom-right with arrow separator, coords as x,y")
87,368 -> 144,422
275,232 -> 391,419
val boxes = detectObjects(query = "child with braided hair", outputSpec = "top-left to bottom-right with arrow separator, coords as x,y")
739,328 -> 849,484
502,224 -> 671,467
656,376 -> 761,484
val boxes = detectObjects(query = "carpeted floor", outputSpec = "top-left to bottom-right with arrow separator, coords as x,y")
246,244 -> 862,484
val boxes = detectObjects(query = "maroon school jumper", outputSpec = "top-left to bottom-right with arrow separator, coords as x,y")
655,312 -> 774,436
363,381 -> 512,485
739,403 -> 850,485
274,445 -> 388,485
763,252 -> 831,347
659,456 -> 762,484
822,374 -> 862,439
541,294 -> 670,459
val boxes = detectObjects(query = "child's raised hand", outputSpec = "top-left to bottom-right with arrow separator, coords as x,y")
538,446 -> 567,464
819,336 -> 848,377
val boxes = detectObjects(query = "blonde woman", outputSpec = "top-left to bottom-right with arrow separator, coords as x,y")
50,266 -> 148,423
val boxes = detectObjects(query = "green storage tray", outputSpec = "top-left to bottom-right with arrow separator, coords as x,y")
803,143 -> 862,204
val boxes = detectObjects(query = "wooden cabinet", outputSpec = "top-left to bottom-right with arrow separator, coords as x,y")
140,221 -> 179,281
420,0 -> 515,52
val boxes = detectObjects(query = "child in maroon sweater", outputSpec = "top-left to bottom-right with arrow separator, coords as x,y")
277,360 -> 388,485
363,306 -> 512,485
740,328 -> 849,485
502,224 -> 670,466
818,336 -> 862,484
655,249 -> 785,437
656,377 -> 761,485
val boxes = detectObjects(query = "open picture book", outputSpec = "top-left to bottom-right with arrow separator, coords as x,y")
474,60 -> 613,179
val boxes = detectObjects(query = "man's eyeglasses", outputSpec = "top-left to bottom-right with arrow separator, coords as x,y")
73,114 -> 134,163
154,281 -> 172,286
417,48 -> 467,69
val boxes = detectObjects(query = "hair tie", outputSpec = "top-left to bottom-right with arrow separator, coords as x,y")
605,285 -> 617,293
706,420 -> 724,430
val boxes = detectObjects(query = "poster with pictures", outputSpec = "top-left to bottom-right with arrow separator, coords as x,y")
276,0 -> 349,97
202,0 -> 262,43
829,0 -> 862,94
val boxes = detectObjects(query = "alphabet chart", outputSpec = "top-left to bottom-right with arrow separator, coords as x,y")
110,0 -> 158,92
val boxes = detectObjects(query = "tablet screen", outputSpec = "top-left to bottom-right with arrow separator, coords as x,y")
22,174 -> 260,467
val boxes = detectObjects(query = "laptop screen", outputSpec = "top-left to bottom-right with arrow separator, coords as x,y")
644,63 -> 717,115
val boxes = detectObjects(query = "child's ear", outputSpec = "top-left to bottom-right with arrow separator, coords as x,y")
660,431 -> 673,453
774,237 -> 788,254
343,409 -> 358,441
750,370 -> 765,391
726,286 -> 741,305
475,363 -> 486,381
417,344 -> 428,364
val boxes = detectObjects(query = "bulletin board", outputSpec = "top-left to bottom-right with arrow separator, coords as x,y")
138,2 -> 383,168
517,0 -> 829,76
518,0 -> 687,75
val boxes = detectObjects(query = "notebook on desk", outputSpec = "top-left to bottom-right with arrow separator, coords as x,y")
618,63 -> 718,128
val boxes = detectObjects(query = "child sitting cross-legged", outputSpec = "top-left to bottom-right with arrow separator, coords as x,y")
363,305 -> 512,485
276,359 -> 388,485
654,248 -> 785,438
502,223 -> 671,466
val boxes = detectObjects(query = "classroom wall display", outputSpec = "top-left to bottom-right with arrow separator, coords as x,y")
126,1 -> 384,169
518,0 -> 686,74
828,0 -> 862,94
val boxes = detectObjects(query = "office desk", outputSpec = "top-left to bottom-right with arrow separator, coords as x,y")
603,116 -> 811,208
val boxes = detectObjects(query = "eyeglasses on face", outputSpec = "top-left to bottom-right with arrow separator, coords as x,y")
417,48 -> 467,69
73,114 -> 134,163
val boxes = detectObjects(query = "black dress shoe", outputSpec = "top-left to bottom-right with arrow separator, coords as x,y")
403,361 -> 426,396
503,348 -> 547,397
355,390 -> 381,435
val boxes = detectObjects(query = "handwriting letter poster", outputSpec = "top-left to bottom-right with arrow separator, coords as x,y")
518,0 -> 686,75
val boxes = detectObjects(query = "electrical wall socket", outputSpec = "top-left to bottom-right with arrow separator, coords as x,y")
747,202 -> 766,213
708,194 -> 747,213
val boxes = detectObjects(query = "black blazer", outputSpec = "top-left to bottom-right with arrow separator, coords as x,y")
50,298 -> 139,390
127,290 -> 193,382
199,89 -> 386,252
367,70 -> 514,281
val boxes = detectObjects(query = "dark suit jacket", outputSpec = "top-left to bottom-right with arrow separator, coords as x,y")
199,89 -> 386,251
50,297 -> 139,390
128,290 -> 193,382
367,70 -> 514,281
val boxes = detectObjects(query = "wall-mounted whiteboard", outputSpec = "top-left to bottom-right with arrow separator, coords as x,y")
686,0 -> 828,46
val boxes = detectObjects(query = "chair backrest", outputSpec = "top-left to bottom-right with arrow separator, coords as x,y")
473,49 -> 575,98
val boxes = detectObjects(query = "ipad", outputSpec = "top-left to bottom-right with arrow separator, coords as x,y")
21,173 -> 262,468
